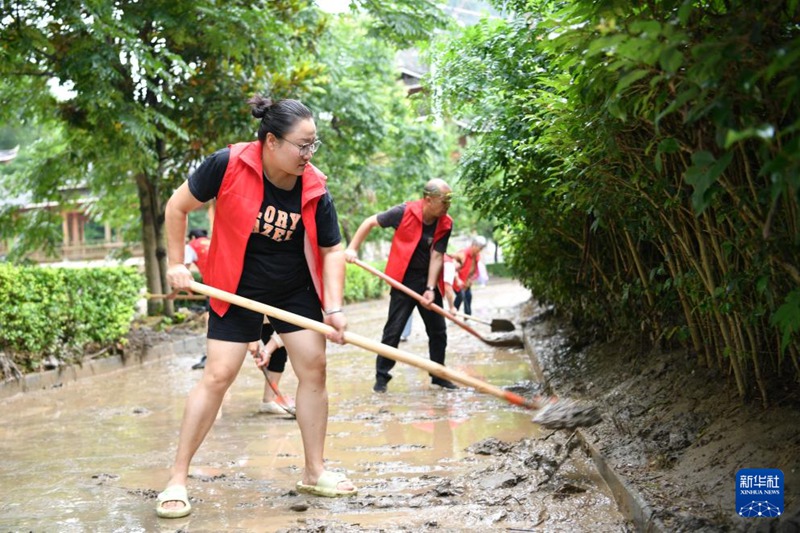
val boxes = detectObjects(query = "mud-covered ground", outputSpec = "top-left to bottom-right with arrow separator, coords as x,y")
78,286 -> 800,532
523,304 -> 800,532
113,291 -> 630,532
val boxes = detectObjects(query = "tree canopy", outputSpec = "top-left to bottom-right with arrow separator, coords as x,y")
0,0 -> 454,312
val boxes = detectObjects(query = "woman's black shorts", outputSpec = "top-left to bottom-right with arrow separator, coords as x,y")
207,284 -> 323,343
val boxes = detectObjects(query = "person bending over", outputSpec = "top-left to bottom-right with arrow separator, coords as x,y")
157,96 -> 356,519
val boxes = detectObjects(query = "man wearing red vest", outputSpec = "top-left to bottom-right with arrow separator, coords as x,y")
345,179 -> 458,392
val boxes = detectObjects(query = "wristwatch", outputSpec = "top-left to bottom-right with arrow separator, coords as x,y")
425,285 -> 435,292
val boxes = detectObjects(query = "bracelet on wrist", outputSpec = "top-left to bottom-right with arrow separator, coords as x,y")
425,286 -> 435,292
325,308 -> 343,316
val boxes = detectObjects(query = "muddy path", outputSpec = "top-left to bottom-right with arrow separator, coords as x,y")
0,279 -> 630,532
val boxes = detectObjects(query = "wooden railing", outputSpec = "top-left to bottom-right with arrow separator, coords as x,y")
0,241 -> 144,263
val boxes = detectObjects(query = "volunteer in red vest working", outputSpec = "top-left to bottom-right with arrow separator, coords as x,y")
157,96 -> 355,519
345,179 -> 458,393
185,228 -> 210,274
442,253 -> 463,312
185,228 -> 212,370
453,235 -> 487,316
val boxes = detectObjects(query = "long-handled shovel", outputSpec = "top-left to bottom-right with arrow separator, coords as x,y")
188,281 -> 600,430
352,259 -> 523,348
454,310 -> 515,332
259,366 -> 297,418
146,292 -> 208,301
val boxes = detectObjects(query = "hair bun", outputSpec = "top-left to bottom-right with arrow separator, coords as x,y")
248,95 -> 274,119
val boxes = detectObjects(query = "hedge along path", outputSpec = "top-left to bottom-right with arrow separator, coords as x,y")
188,281 -> 601,430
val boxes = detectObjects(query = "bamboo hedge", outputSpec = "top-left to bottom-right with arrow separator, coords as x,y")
430,0 -> 800,404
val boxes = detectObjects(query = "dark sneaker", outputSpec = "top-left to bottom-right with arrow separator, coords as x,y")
373,381 -> 388,393
191,355 -> 207,370
432,378 -> 458,390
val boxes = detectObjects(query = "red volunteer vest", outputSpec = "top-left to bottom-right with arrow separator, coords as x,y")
444,254 -> 463,292
187,237 -> 210,278
457,246 -> 481,284
204,141 -> 328,316
385,199 -> 453,293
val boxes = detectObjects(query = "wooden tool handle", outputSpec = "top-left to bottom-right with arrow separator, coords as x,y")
190,281 -> 537,409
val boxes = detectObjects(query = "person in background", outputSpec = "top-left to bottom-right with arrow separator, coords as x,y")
453,236 -> 487,316
400,313 -> 413,342
157,96 -> 355,519
247,318 -> 294,414
442,253 -> 463,312
345,179 -> 458,393
185,228 -> 212,369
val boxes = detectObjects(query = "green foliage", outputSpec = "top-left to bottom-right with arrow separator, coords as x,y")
0,0 -> 454,305
0,0 -> 322,297
772,290 -> 800,353
0,264 -> 141,373
344,260 -> 386,303
485,262 -> 511,279
430,0 -> 800,401
307,13 -> 456,242
352,0 -> 454,47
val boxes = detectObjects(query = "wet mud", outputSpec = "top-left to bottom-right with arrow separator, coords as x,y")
526,308 -> 800,532
0,280 -> 631,532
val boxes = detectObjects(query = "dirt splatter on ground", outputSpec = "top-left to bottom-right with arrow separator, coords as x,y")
118,288 -> 800,532
8,279 -> 798,531
524,303 -> 800,532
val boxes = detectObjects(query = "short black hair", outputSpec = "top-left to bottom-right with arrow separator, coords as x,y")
188,228 -> 208,239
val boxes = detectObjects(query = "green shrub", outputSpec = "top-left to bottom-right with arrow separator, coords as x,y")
486,263 -> 511,279
344,261 -> 387,303
0,264 -> 141,373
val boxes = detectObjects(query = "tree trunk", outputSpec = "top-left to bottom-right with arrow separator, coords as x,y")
135,172 -> 171,316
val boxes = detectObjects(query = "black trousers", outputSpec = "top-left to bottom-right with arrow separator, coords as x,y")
375,276 -> 447,384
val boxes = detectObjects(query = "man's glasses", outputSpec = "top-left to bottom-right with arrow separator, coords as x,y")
428,193 -> 453,206
281,137 -> 322,156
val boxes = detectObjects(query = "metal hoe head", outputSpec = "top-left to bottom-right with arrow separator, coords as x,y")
490,318 -> 516,332
532,398 -> 602,430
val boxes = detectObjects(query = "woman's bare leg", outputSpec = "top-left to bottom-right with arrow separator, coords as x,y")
282,329 -> 354,491
160,339 -> 247,510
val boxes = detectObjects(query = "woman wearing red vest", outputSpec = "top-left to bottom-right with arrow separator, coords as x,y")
344,179 -> 458,393
157,97 -> 354,518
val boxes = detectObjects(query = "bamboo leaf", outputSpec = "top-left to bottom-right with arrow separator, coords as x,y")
684,150 -> 733,214
723,124 -> 776,149
771,290 -> 800,353
614,69 -> 649,95
659,46 -> 684,74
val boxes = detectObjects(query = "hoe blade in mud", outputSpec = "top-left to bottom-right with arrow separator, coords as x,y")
532,399 -> 602,430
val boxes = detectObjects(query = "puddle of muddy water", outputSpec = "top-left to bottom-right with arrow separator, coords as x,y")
0,280 -> 628,532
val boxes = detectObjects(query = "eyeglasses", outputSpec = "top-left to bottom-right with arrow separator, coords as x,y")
281,137 -> 322,156
428,193 -> 453,206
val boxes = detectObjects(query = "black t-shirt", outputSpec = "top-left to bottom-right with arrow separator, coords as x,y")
188,148 -> 341,293
377,204 -> 450,276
